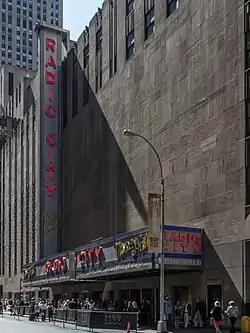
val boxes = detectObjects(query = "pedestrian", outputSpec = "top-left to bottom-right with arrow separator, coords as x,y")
211,301 -> 224,333
47,302 -> 54,322
40,300 -> 47,322
225,301 -> 239,333
34,302 -> 40,321
183,300 -> 191,328
174,301 -> 182,329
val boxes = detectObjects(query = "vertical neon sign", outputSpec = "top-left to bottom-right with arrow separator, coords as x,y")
36,23 -> 68,257
36,23 -> 61,258
44,37 -> 57,197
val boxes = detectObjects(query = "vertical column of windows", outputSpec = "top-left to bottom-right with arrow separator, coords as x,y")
31,110 -> 36,262
144,0 -> 155,40
20,126 -> 24,270
125,0 -> 135,60
14,133 -> 17,275
95,25 -> 103,92
25,122 -> 29,264
8,141 -> 11,278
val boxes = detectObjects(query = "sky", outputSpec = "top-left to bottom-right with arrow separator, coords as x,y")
63,0 -> 103,41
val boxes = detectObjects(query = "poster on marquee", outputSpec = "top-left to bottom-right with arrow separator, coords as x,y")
148,193 -> 161,253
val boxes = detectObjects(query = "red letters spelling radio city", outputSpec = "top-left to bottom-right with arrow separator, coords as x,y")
44,37 -> 57,197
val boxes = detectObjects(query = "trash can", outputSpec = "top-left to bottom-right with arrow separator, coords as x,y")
241,316 -> 250,332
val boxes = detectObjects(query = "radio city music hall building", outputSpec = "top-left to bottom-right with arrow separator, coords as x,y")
0,23 -> 71,298
20,0 -> 250,321
1,0 -> 250,321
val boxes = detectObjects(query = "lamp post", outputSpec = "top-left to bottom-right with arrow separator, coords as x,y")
123,129 -> 167,333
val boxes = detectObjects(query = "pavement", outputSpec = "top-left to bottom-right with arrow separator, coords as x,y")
0,312 -> 157,333
0,313 -> 228,333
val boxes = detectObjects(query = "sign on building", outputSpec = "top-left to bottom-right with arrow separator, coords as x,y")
36,23 -> 69,257
148,193 -> 161,253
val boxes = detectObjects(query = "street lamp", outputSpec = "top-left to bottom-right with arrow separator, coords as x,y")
123,129 -> 167,333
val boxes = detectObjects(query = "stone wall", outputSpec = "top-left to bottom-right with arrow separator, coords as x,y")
62,0 -> 245,303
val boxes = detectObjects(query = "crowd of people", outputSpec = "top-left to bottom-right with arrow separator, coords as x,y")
56,297 -> 149,313
0,296 -> 151,324
173,298 -> 239,333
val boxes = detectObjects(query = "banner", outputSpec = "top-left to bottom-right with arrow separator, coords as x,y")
148,193 -> 161,253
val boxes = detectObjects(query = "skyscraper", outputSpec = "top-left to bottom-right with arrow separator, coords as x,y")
1,0 -> 63,70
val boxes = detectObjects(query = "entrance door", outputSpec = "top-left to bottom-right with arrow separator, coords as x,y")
130,289 -> 140,304
173,286 -> 189,306
207,284 -> 222,315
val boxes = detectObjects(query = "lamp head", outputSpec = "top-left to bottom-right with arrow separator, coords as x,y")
123,129 -> 137,137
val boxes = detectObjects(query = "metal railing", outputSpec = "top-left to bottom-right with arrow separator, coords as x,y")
53,308 -> 138,331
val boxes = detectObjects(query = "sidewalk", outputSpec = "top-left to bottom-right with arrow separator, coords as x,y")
1,313 -> 230,333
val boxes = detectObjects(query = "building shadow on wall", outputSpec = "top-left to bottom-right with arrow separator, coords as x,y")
61,49 -> 147,251
202,233 -> 245,316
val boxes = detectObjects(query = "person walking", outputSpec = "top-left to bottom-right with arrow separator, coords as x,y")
174,301 -> 182,329
211,301 -> 223,333
225,301 -> 239,333
184,300 -> 192,328
47,302 -> 54,322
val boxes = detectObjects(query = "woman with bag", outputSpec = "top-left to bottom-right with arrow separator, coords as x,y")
225,301 -> 239,333
211,301 -> 224,333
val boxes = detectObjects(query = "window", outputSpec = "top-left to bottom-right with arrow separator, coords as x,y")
31,178 -> 36,262
18,83 -> 21,102
126,30 -> 134,60
72,55 -> 78,117
167,0 -> 179,17
145,2 -> 155,40
246,139 -> 250,205
23,18 -> 26,28
126,0 -> 134,16
8,72 -> 13,96
29,20 -> 32,30
17,17 -> 20,26
84,45 -> 89,69
96,27 -> 102,53
20,188 -> 24,270
62,59 -> 67,128
15,88 -> 18,107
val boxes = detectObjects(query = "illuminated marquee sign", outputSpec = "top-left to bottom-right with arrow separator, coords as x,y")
77,247 -> 101,267
114,232 -> 148,259
163,228 -> 201,255
44,37 -> 57,197
45,256 -> 67,275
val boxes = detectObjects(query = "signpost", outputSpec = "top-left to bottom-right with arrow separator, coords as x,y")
148,193 -> 161,253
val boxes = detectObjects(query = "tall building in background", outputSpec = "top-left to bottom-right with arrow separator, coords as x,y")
0,0 -> 63,70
